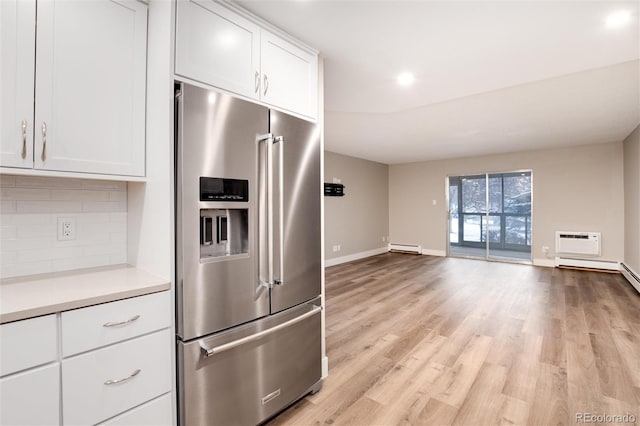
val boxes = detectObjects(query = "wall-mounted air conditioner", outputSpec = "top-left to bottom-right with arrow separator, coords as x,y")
554,231 -> 618,271
555,231 -> 601,257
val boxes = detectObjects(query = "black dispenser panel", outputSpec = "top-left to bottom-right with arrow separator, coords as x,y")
200,177 -> 249,202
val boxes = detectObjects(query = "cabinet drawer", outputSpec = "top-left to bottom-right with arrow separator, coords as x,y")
0,363 -> 60,425
61,291 -> 170,357
0,314 -> 57,376
62,329 -> 172,425
101,393 -> 172,426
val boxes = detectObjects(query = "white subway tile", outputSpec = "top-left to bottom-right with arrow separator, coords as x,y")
0,251 -> 18,266
110,232 -> 127,243
1,201 -> 16,213
17,224 -> 55,239
15,176 -> 83,189
0,238 -> 52,251
108,191 -> 127,202
0,213 -> 53,226
1,261 -> 53,279
82,201 -> 126,213
51,189 -> 110,202
0,176 -> 128,278
1,188 -> 52,201
17,246 -> 80,263
17,201 -> 82,213
76,213 -> 110,224
82,180 -> 126,191
0,176 -> 16,187
52,255 -> 110,272
110,212 -> 127,223
0,226 -> 17,240
110,252 -> 128,264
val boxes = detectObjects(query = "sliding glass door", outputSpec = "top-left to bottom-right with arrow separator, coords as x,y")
448,171 -> 532,262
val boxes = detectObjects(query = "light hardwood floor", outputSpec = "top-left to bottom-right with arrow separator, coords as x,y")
270,253 -> 640,425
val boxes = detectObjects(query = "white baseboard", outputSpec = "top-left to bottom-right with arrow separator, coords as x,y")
533,258 -> 555,268
621,263 -> 640,293
421,249 -> 446,257
325,247 -> 388,267
321,356 -> 329,378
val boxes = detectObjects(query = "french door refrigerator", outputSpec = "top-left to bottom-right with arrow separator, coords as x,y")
175,82 -> 322,425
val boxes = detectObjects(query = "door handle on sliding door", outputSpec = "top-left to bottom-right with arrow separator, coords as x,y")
273,136 -> 284,286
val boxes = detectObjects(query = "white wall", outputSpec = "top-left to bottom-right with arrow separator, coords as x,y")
0,175 -> 127,278
324,151 -> 389,263
389,142 -> 625,265
623,125 -> 640,274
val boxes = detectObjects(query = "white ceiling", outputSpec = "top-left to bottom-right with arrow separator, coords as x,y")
238,1 -> 640,164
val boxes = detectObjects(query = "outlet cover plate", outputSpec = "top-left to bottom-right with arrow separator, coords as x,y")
57,217 -> 76,241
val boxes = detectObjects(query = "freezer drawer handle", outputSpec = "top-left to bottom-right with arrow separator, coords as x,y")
103,315 -> 140,327
200,305 -> 322,357
104,369 -> 141,385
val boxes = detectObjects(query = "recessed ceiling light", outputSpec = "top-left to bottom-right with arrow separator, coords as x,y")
606,10 -> 632,28
397,72 -> 414,87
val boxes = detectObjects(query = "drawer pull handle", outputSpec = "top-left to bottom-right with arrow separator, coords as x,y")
104,369 -> 141,385
103,315 -> 140,327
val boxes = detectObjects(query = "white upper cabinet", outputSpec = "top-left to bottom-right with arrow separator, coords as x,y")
34,0 -> 147,176
0,0 -> 36,169
261,30 -> 318,120
175,0 -> 319,120
0,0 -> 147,177
175,0 -> 261,100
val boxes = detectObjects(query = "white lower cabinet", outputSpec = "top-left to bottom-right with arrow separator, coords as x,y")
62,329 -> 172,425
0,291 -> 173,426
102,394 -> 173,426
0,363 -> 60,426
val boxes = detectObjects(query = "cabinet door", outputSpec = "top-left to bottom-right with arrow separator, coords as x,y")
260,31 -> 318,119
175,0 -> 261,100
0,0 -> 35,168
34,0 -> 147,176
0,363 -> 60,426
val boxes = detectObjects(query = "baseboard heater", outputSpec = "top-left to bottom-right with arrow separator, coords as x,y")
388,243 -> 422,255
554,256 -> 619,272
620,263 -> 640,293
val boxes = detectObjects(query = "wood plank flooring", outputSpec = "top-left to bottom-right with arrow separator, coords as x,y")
269,253 -> 640,425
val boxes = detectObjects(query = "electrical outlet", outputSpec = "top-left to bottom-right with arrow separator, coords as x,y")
332,245 -> 338,252
57,217 -> 76,241
337,245 -> 341,251
542,246 -> 549,254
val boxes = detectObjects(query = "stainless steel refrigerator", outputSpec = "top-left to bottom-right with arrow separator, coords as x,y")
175,82 -> 322,425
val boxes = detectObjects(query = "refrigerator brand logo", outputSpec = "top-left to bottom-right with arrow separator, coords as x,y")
261,389 -> 281,405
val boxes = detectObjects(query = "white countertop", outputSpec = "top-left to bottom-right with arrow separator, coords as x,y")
0,265 -> 171,323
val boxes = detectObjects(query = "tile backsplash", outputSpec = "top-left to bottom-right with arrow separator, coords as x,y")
0,175 -> 127,279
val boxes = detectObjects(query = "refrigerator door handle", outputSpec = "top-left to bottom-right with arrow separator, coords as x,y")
257,133 -> 274,288
274,136 -> 284,285
199,305 -> 322,357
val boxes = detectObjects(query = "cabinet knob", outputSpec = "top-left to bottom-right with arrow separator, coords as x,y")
263,74 -> 269,96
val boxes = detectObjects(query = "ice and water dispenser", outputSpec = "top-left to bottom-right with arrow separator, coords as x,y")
199,177 -> 249,259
